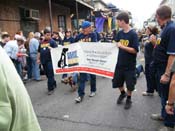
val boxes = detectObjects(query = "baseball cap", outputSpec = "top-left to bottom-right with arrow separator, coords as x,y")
81,21 -> 91,29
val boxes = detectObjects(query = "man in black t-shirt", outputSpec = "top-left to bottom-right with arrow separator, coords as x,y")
165,60 -> 175,115
112,12 -> 139,109
150,5 -> 175,130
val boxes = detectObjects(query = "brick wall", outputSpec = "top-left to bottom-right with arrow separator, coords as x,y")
0,0 -> 71,37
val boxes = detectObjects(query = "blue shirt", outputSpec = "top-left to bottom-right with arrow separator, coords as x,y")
63,37 -> 75,46
115,29 -> 139,70
94,30 -> 101,41
75,32 -> 97,42
4,40 -> 18,60
29,38 -> 39,56
38,39 -> 57,64
153,21 -> 175,64
53,38 -> 62,45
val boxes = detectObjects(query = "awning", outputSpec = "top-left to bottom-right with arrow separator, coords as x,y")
52,0 -> 94,10
76,0 -> 94,10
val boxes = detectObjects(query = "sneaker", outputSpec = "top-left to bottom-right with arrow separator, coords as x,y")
124,99 -> 132,109
159,126 -> 174,131
142,92 -> 154,96
117,93 -> 127,104
151,114 -> 164,121
75,96 -> 83,103
89,92 -> 96,97
47,90 -> 54,95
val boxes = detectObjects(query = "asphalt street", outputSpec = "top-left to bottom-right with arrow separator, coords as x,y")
25,53 -> 163,131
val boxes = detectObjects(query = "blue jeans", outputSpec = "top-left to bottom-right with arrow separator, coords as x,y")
78,73 -> 96,97
72,73 -> 78,84
27,56 -> 32,79
42,61 -> 56,91
155,63 -> 175,127
15,61 -> 22,78
30,55 -> 40,80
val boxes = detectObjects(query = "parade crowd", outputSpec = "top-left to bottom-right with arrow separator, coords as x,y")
1,5 -> 175,131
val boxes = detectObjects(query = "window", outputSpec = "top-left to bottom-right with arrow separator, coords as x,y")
58,15 -> 66,30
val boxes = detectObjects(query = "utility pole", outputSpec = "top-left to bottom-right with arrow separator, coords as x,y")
75,1 -> 79,30
48,0 -> 53,32
91,0 -> 94,25
91,0 -> 94,7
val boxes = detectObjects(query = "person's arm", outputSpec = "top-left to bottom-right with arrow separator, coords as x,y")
161,28 -> 175,84
149,34 -> 157,45
34,39 -> 40,52
160,55 -> 175,84
37,44 -> 41,64
4,42 -> 18,59
117,31 -> 138,54
50,39 -> 58,48
91,32 -> 97,42
71,37 -> 75,43
37,52 -> 40,64
117,42 -> 137,54
165,72 -> 175,115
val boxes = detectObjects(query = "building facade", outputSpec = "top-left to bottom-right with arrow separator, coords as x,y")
0,0 -> 93,37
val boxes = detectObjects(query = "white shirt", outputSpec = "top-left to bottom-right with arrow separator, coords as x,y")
4,40 -> 18,60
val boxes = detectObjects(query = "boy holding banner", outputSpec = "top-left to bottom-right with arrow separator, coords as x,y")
74,21 -> 97,103
112,12 -> 139,109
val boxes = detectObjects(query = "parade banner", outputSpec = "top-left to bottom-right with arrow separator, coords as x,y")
51,42 -> 118,79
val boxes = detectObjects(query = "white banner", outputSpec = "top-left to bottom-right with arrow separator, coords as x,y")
51,42 -> 118,79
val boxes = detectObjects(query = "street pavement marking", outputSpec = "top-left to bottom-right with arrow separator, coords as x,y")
63,115 -> 69,119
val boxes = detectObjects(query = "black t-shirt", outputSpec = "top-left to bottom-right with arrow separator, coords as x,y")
153,21 -> 175,64
38,39 -> 57,64
144,41 -> 154,64
115,29 -> 139,70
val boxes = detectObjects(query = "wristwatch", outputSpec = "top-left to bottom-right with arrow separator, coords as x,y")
166,101 -> 174,106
